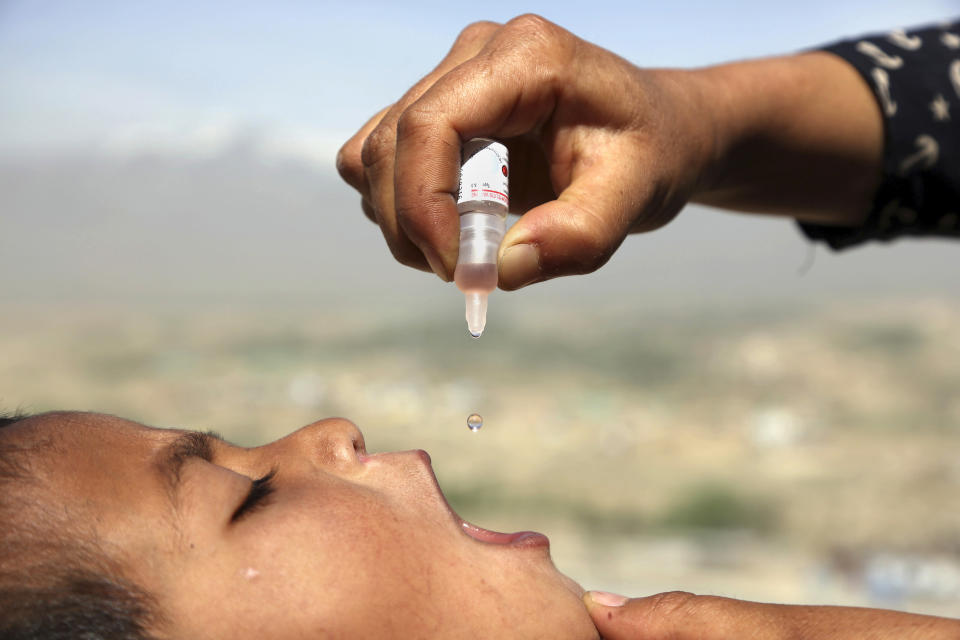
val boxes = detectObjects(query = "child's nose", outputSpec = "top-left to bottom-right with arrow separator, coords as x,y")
288,417 -> 366,469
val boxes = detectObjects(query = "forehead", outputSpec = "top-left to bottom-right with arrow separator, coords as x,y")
12,411 -> 167,457
7,412 -> 176,524
21,413 -> 190,508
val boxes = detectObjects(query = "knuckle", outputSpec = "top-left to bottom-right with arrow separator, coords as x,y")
565,219 -> 615,274
395,106 -> 437,145
506,13 -> 564,45
360,124 -> 395,171
455,20 -> 499,47
394,192 -> 434,239
394,199 -> 416,227
335,143 -> 361,185
632,592 -> 738,639
645,591 -> 700,621
501,14 -> 572,83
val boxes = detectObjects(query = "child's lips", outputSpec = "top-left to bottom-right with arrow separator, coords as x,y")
459,520 -> 550,548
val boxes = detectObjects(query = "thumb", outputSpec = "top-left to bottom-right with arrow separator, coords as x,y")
497,161 -> 658,291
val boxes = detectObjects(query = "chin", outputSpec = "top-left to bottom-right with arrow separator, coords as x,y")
558,570 -> 586,599
533,563 -> 599,640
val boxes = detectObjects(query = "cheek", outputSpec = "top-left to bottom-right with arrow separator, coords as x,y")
240,488 -> 472,630
163,488 -> 594,640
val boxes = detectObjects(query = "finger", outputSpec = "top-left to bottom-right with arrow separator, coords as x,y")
337,105 -> 391,195
360,21 -> 502,279
394,14 -> 576,280
361,123 -> 433,271
337,17 -> 501,196
585,591 -> 762,640
360,198 -> 376,224
584,591 -> 960,640
495,147 -> 648,290
339,105 -> 435,270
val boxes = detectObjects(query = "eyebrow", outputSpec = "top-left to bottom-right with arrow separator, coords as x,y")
157,430 -> 226,506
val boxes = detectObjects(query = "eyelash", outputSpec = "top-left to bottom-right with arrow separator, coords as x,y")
231,469 -> 277,522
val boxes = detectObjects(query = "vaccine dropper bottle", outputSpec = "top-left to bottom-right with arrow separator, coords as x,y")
454,138 -> 509,338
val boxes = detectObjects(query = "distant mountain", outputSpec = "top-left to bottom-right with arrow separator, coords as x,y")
2,148 -> 958,308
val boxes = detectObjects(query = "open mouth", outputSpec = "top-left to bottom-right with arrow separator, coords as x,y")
380,448 -> 551,550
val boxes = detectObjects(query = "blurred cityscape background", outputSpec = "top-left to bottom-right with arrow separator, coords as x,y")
2,0 -> 959,618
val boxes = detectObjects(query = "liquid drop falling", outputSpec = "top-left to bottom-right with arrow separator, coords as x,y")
466,413 -> 483,432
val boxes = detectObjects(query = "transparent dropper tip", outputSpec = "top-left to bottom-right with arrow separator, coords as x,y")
465,292 -> 488,338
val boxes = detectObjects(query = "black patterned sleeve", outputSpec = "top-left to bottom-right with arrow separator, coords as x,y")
799,20 -> 960,249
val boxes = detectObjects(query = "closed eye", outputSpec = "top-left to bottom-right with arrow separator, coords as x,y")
231,469 -> 277,523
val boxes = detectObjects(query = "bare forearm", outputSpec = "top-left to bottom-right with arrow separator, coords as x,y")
691,52 -> 884,226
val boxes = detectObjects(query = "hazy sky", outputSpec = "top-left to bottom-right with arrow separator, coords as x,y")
2,0 -> 958,162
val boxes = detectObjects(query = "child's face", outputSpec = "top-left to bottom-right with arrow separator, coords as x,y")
13,412 -> 598,639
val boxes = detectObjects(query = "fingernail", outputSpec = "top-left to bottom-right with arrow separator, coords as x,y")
587,591 -> 629,607
499,243 -> 541,289
422,246 -> 450,282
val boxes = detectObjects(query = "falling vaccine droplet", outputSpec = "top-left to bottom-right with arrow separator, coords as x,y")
466,413 -> 483,432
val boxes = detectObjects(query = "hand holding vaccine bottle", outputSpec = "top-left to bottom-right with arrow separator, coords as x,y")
337,15 -> 882,290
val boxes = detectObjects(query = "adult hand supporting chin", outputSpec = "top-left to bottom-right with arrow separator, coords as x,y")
583,590 -> 960,640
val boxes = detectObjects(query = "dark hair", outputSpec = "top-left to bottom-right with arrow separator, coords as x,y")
0,412 -> 160,640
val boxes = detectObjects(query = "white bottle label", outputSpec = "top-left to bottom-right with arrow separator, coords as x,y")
457,138 -> 509,208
